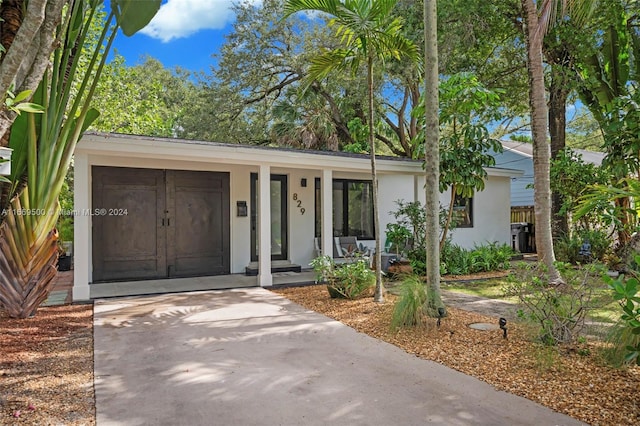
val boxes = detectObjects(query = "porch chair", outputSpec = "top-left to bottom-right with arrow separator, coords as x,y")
334,236 -> 372,259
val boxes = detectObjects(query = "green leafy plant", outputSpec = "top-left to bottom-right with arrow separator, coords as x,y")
4,88 -> 43,115
0,0 -> 161,318
602,257 -> 640,365
441,242 -> 513,276
331,258 -> 376,299
310,255 -> 374,299
385,223 -> 412,256
441,242 -> 472,275
505,262 -> 601,345
391,275 -> 427,330
554,229 -> 611,264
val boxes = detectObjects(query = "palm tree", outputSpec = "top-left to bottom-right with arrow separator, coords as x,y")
521,0 -> 596,284
422,0 -> 444,316
0,0 -> 160,318
284,0 -> 419,303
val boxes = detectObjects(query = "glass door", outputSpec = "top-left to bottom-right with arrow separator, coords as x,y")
251,174 -> 288,261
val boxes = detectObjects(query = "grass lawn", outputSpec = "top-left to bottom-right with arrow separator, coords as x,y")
442,275 -> 622,325
442,277 -> 519,302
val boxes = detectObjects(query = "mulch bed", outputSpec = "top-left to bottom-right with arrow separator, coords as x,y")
0,304 -> 94,425
1,280 -> 639,426
272,284 -> 640,426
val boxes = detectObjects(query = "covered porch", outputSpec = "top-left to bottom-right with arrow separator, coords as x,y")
72,132 -> 424,301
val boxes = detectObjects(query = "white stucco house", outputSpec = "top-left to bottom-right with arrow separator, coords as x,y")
72,132 -> 521,301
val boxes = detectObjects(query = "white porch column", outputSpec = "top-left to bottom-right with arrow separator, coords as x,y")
73,153 -> 91,301
258,164 -> 272,287
321,169 -> 333,257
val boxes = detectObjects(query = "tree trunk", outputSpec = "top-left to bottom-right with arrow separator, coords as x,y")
439,184 -> 456,252
522,0 -> 562,284
423,0 -> 444,316
0,192 -> 60,318
548,63 -> 570,238
0,0 -> 66,143
368,56 -> 383,303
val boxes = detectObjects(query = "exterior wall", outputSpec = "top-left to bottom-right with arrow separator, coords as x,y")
493,150 -> 533,207
442,175 -> 512,249
377,173 -> 419,249
403,175 -> 512,250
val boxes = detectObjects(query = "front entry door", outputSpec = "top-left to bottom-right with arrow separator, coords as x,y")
92,167 -> 230,282
250,174 -> 288,261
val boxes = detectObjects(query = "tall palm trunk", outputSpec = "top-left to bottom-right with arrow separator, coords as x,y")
368,55 -> 384,303
423,0 -> 444,315
522,0 -> 562,284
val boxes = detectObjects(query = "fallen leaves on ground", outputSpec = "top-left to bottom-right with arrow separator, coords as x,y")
0,304 -> 94,425
272,284 -> 640,426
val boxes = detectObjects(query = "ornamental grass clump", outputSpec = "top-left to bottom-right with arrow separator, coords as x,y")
391,275 -> 428,330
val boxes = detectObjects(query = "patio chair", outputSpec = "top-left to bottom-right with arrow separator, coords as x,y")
334,236 -> 372,258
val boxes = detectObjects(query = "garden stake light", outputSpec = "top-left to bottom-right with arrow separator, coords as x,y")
499,317 -> 507,339
437,307 -> 446,328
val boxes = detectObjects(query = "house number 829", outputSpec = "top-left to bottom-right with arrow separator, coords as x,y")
293,193 -> 305,215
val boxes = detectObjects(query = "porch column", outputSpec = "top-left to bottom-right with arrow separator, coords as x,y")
321,169 -> 333,257
73,153 -> 90,301
258,164 -> 272,287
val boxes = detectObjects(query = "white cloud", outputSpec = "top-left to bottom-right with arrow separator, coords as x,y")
140,0 -> 261,43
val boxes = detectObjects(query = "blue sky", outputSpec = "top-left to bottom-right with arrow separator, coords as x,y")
110,0 -> 262,73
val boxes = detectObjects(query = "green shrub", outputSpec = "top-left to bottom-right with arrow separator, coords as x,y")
554,235 -> 582,264
601,323 -> 640,368
554,229 -> 611,264
441,242 -> 472,275
310,256 -> 374,299
504,262 -> 601,345
407,247 -> 426,276
602,259 -> 640,366
391,275 -> 427,329
441,242 -> 512,275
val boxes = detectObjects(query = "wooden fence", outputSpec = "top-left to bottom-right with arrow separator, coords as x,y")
510,206 -> 536,253
511,206 -> 535,224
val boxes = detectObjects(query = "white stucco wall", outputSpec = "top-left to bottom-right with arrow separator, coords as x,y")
441,175 -> 512,249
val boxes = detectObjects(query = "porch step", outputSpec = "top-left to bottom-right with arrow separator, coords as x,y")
244,261 -> 302,276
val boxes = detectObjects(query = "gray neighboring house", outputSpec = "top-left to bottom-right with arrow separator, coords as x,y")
493,141 -> 605,252
495,140 -> 606,208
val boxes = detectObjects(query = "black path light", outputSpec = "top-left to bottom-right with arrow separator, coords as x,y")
437,307 -> 446,328
499,317 -> 507,339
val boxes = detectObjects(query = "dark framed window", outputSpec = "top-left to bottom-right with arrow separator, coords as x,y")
453,195 -> 473,228
315,178 -> 375,239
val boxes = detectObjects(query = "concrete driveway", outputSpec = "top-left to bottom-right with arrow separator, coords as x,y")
94,288 -> 583,425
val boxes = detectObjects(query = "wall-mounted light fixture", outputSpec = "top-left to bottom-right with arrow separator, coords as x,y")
300,178 -> 307,187
237,201 -> 247,217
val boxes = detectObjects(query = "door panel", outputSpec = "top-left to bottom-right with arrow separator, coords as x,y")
92,167 -> 166,281
250,174 -> 288,261
92,167 -> 230,282
168,170 -> 230,277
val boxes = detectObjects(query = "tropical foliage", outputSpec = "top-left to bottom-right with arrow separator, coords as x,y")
0,0 -> 160,318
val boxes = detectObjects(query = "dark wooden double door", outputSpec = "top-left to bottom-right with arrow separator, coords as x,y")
92,167 -> 230,282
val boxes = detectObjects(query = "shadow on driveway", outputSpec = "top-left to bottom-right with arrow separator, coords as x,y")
94,288 -> 583,426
